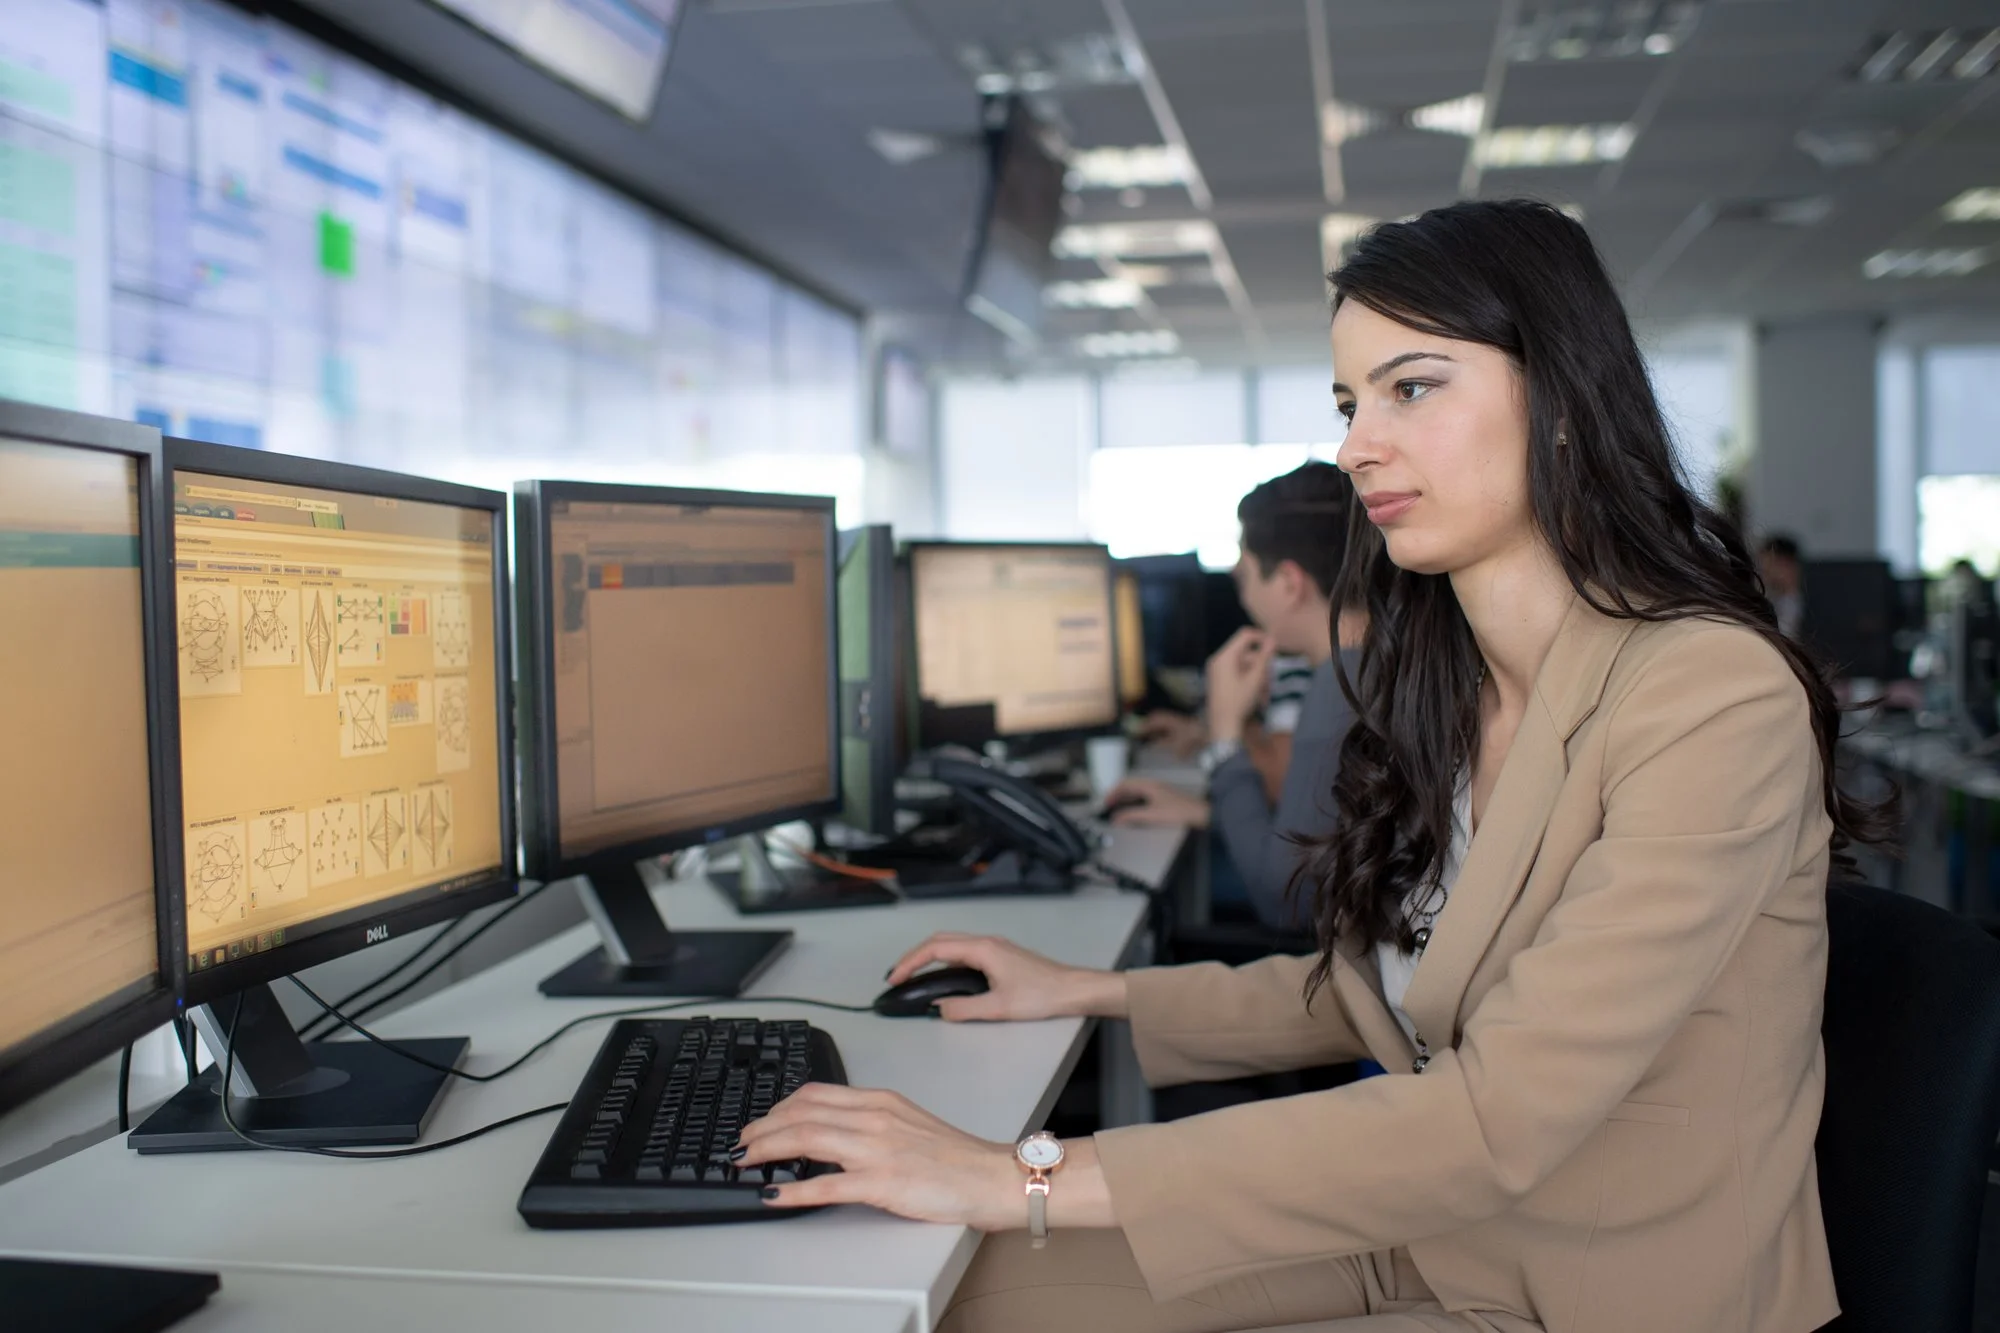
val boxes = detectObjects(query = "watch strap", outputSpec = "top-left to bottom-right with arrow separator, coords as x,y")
1027,1183 -> 1049,1249
1198,738 -> 1242,779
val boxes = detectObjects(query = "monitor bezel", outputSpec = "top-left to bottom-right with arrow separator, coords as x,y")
902,538 -> 1121,751
837,524 -> 901,839
0,401 -> 182,1116
514,479 -> 844,879
164,439 -> 521,1007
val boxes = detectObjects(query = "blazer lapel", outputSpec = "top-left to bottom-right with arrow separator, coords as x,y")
1397,596 -> 1638,1055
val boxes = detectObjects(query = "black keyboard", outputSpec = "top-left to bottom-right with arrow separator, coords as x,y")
518,1016 -> 847,1228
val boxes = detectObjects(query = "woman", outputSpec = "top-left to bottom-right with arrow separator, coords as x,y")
736,199 -> 1882,1332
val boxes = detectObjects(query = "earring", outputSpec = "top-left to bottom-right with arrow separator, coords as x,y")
1556,430 -> 1569,447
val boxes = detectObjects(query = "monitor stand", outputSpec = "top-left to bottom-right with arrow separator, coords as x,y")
708,834 -> 898,915
539,854 -> 794,998
128,984 -> 467,1154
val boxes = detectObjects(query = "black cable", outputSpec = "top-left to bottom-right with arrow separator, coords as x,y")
173,1015 -> 199,1084
215,993 -> 567,1160
285,974 -> 875,1087
298,917 -> 463,1040
326,880 -> 555,1033
117,1044 -> 132,1133
301,881 -> 553,1039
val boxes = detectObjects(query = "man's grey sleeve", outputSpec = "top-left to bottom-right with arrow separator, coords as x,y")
1207,656 -> 1356,930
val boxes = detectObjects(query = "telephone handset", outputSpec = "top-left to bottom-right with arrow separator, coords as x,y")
926,753 -> 1092,871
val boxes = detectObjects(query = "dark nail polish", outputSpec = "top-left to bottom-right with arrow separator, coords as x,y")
729,1145 -> 748,1161
884,967 -> 894,981
760,1185 -> 781,1200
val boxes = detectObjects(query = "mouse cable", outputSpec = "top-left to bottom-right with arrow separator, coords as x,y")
285,975 -> 874,1089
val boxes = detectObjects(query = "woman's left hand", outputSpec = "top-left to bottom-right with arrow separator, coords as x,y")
733,1084 -> 1019,1229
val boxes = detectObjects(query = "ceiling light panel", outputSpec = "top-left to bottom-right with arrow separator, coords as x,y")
1473,123 -> 1636,169
1862,248 -> 1990,280
1408,94 -> 1485,138
1508,2 -> 1701,63
1943,188 -> 2000,223
1045,279 -> 1145,310
1053,220 -> 1219,260
1851,29 -> 2000,82
1067,145 -> 1189,191
1320,100 -> 1388,147
1078,329 -> 1182,358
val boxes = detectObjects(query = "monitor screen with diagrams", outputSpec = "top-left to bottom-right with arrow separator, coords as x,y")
171,469 -> 505,969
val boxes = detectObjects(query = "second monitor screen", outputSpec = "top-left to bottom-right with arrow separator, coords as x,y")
912,545 -> 1117,739
547,498 -> 836,859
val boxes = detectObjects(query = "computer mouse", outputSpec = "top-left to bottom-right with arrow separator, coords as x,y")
1094,792 -> 1150,822
873,966 -> 990,1018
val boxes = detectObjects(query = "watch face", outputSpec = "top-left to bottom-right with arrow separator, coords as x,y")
1018,1135 -> 1063,1170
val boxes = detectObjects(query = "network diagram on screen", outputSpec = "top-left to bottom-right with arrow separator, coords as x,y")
172,470 -> 503,968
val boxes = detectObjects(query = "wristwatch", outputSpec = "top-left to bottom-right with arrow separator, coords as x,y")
1196,737 -> 1242,779
1014,1131 -> 1065,1249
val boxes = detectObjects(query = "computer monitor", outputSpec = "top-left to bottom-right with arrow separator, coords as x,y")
0,401 -> 181,1118
515,482 -> 862,997
130,440 -> 518,1153
1114,571 -> 1147,710
1802,559 -> 1900,681
838,525 -> 902,839
906,541 -> 1118,751
1952,598 -> 1999,745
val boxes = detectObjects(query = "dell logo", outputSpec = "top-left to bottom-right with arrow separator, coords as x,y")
364,924 -> 390,945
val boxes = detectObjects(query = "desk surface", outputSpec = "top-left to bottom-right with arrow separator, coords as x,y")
1843,724 -> 2000,801
0,875 -> 1157,1330
174,1268 -> 917,1333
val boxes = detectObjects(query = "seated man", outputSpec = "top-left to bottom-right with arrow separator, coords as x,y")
1108,461 -> 1363,930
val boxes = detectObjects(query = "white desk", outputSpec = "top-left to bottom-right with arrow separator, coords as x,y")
0,876 -> 1157,1330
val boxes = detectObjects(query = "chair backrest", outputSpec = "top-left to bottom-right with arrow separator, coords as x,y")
1817,881 -> 2000,1332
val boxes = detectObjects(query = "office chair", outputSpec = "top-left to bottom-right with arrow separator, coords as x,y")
1816,880 -> 2000,1333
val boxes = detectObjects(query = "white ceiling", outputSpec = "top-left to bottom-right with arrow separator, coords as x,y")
294,0 -> 2000,371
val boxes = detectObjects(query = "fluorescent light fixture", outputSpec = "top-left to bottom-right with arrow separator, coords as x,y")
1473,123 -> 1636,169
1320,213 -> 1378,270
1904,31 -> 1961,80
1854,28 -> 2000,82
1053,220 -> 1219,260
1955,30 -> 2000,79
1795,126 -> 1900,169
867,128 -> 942,165
1319,99 -> 1386,147
1509,1 -> 1701,62
1942,188 -> 2000,222
1862,247 -> 1991,279
1115,263 -> 1179,287
1045,279 -> 1145,309
1408,93 -> 1484,137
1067,144 -> 1189,190
1077,329 -> 1182,358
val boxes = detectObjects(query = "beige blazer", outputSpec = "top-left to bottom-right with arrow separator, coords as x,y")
1094,597 -> 1839,1333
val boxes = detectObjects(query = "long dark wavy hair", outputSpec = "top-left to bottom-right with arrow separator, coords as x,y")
1299,199 -> 1889,1002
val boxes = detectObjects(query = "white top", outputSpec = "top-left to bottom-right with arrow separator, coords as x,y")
1375,777 -> 1472,1046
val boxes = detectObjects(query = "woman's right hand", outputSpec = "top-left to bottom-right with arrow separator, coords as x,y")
884,933 -> 1129,1023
